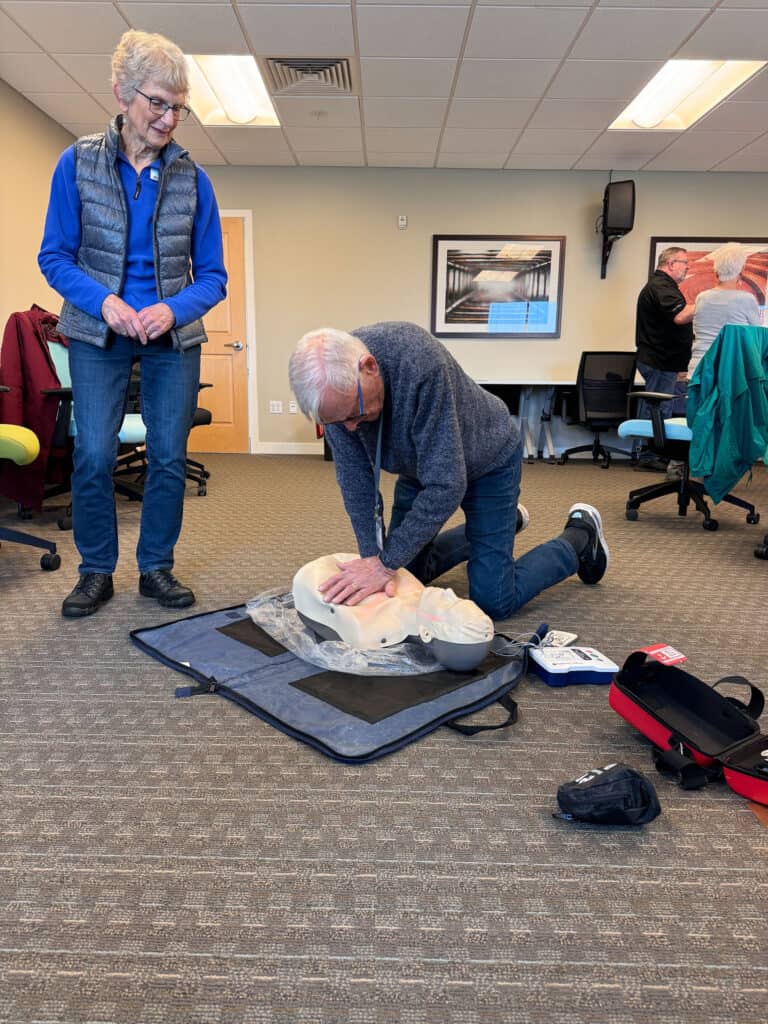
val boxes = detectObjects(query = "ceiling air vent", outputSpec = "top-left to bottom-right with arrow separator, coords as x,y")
265,58 -> 354,95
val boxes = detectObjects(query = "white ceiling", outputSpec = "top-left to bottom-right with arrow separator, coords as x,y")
2,0 -> 768,171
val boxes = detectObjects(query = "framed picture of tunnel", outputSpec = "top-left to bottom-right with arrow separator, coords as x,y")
430,234 -> 566,339
649,237 -> 768,316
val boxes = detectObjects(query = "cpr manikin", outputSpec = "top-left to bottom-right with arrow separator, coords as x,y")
292,554 -> 494,671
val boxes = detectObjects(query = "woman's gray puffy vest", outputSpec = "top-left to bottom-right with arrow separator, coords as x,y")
57,117 -> 207,351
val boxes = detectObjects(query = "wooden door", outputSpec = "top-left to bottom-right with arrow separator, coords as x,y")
193,216 -> 249,452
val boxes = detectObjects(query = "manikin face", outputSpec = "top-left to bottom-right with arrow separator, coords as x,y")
115,78 -> 187,155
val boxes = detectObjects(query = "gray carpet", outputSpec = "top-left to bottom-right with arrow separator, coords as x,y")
1,455 -> 767,1024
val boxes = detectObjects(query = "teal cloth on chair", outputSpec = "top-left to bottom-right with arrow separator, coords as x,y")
686,324 -> 768,504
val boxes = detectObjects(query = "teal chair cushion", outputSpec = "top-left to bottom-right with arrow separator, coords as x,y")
618,417 -> 692,442
69,412 -> 147,445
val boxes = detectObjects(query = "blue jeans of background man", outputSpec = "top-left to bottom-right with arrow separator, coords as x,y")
637,362 -> 680,419
68,335 -> 201,575
389,442 -> 578,621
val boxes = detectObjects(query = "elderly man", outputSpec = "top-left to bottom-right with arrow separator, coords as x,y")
288,321 -> 609,620
635,247 -> 695,419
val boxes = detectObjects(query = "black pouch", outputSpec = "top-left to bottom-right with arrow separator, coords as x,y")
555,762 -> 661,826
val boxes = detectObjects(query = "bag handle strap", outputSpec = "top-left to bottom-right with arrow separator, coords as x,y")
651,744 -> 717,790
445,693 -> 518,735
713,676 -> 765,720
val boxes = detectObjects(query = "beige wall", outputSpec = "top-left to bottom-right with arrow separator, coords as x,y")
4,79 -> 768,448
0,80 -> 73,328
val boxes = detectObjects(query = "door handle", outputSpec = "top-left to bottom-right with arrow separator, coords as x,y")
225,341 -> 244,351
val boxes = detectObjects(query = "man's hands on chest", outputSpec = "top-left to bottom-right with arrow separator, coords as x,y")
318,555 -> 396,606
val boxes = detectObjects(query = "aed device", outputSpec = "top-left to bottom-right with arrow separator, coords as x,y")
529,646 -> 619,687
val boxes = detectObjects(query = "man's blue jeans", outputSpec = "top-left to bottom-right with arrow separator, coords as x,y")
68,335 -> 201,575
637,362 -> 683,419
389,442 -> 578,620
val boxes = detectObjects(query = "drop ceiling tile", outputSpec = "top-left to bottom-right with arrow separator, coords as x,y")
173,124 -> 216,150
206,124 -> 294,157
61,121 -> 105,137
528,99 -> 624,130
504,154 -> 579,169
25,89 -> 109,122
547,60 -> 661,100
358,6 -> 470,59
192,148 -> 228,166
481,0 -> 589,5
2,3 -> 128,53
226,151 -> 296,165
0,9 -> 40,52
274,95 -> 361,127
571,7 -> 707,60
361,58 -> 457,96
53,53 -> 112,93
589,130 -> 679,157
724,67 -> 768,102
283,124 -> 362,149
440,126 -> 518,152
719,0 -> 768,7
644,152 -> 722,170
695,100 -> 768,132
656,128 -> 761,156
680,9 -> 768,59
365,125 -> 441,151
455,59 -> 559,98
573,153 -> 655,170
0,52 -> 81,92
713,144 -> 768,172
120,3 -> 248,53
599,0 -> 714,6
364,97 -> 448,127
295,150 -> 364,164
91,92 -> 118,115
446,97 -> 536,129
437,152 -> 506,167
465,7 -> 586,60
359,0 -> 467,5
238,5 -> 354,58
514,128 -> 601,154
366,152 -> 435,166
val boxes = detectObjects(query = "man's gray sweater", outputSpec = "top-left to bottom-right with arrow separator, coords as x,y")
326,321 -> 519,570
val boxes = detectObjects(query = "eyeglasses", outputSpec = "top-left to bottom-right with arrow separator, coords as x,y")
319,375 -> 365,426
671,258 -> 688,266
134,88 -> 192,122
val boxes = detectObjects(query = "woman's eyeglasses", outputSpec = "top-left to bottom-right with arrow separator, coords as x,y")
134,88 -> 192,122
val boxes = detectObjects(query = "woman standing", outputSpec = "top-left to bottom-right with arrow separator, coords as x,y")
689,243 -> 761,376
39,30 -> 227,618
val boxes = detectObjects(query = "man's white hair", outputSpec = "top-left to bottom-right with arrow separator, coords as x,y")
288,327 -> 370,421
713,242 -> 748,283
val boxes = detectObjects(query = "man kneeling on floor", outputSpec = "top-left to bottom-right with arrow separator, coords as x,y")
288,321 -> 609,619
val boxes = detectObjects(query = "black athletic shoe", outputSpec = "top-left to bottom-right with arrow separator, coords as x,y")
516,503 -> 530,535
62,573 -> 114,618
566,503 -> 609,585
139,569 -> 195,608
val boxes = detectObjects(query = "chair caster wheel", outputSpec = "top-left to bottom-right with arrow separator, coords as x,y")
197,484 -> 207,496
755,543 -> 768,560
703,518 -> 719,531
57,516 -> 72,531
558,457 -> 567,465
18,507 -> 33,521
625,507 -> 638,521
747,512 -> 760,525
41,552 -> 61,571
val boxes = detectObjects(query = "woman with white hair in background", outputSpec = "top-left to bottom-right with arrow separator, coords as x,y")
688,242 -> 761,377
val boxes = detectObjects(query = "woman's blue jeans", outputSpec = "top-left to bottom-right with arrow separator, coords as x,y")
68,335 -> 201,575
390,442 -> 578,620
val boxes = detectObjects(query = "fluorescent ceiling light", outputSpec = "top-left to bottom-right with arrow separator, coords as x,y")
609,60 -> 765,131
186,55 -> 279,126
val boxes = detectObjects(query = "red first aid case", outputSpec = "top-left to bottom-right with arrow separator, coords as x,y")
609,651 -> 768,806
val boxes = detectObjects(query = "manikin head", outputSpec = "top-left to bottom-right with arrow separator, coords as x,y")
292,555 -> 494,671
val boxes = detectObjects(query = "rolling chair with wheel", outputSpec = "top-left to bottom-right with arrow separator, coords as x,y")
558,350 -> 637,469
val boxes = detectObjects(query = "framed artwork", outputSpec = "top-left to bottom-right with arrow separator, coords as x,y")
431,234 -> 566,339
649,236 -> 768,312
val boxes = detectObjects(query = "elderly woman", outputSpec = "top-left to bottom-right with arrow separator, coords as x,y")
688,242 -> 761,376
39,30 -> 227,618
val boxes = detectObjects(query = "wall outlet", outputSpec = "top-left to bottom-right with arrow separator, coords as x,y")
397,214 -> 408,230
269,400 -> 283,414
288,400 -> 298,414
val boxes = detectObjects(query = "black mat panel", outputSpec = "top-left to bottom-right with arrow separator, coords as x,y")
217,618 -> 288,657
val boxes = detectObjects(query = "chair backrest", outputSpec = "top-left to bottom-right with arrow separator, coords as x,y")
576,350 -> 637,426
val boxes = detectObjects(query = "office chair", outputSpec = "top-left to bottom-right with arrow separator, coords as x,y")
558,351 -> 638,469
0,395 -> 61,570
618,393 -> 759,530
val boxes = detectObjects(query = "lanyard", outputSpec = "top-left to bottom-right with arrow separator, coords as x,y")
373,412 -> 385,553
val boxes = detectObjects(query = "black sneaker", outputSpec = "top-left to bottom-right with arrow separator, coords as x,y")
62,573 -> 114,618
566,503 -> 609,585
139,569 -> 195,608
516,503 -> 530,535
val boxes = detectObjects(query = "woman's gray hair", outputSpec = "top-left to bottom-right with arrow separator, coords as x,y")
289,328 -> 369,421
111,30 -> 189,102
713,242 -> 748,283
